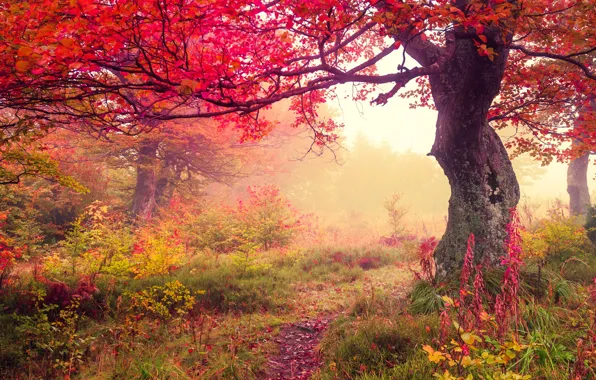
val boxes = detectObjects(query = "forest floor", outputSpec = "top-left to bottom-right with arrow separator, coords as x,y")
0,246 -> 415,379
263,264 -> 412,379
2,239 -> 596,380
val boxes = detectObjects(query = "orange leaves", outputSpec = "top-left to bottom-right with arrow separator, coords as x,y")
17,46 -> 33,57
15,61 -> 31,72
178,79 -> 202,95
474,42 -> 498,62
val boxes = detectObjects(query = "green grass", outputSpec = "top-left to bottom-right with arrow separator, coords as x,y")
317,313 -> 437,380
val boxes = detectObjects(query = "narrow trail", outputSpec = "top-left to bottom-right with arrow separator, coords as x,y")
264,266 -> 411,379
264,316 -> 333,380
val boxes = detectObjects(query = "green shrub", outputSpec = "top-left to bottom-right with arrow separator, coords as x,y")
584,204 -> 596,245
409,280 -> 445,315
0,314 -> 26,376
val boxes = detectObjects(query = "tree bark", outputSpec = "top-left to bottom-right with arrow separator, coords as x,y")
155,164 -> 177,208
428,36 -> 520,279
131,140 -> 159,219
567,99 -> 594,216
567,151 -> 590,216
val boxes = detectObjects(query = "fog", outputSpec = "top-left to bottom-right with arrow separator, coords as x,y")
210,91 -> 594,239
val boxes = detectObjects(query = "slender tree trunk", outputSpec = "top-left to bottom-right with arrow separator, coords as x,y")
567,99 -> 594,216
155,164 -> 178,208
131,140 -> 159,219
567,151 -> 590,216
428,35 -> 520,279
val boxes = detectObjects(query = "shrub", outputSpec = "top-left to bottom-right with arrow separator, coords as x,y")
521,211 -> 592,264
0,314 -> 26,376
173,203 -> 240,254
384,193 -> 408,238
14,290 -> 94,377
522,212 -> 596,283
132,231 -> 185,279
357,256 -> 381,270
409,280 -> 445,315
0,231 -> 21,290
126,280 -> 197,322
584,204 -> 596,245
43,203 -> 135,278
236,185 -> 303,250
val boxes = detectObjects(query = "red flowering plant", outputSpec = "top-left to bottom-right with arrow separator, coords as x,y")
495,208 -> 524,339
413,236 -> 438,283
422,209 -> 531,379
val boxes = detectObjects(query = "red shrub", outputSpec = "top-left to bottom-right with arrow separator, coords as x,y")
416,236 -> 438,283
357,256 -> 381,270
331,251 -> 346,264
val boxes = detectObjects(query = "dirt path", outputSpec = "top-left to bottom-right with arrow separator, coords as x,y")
265,316 -> 333,380
264,266 -> 411,379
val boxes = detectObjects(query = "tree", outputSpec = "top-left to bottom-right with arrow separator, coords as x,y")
52,119 -> 262,220
125,120 -> 254,219
1,0 -> 594,277
567,98 -> 595,216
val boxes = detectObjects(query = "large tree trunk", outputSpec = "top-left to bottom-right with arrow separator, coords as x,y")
567,151 -> 590,216
131,140 -> 159,219
428,35 -> 520,279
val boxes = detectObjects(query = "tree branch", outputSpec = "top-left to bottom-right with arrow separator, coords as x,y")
510,45 -> 596,80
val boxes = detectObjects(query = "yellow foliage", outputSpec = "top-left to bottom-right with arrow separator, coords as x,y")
132,234 -> 184,279
127,280 -> 197,321
521,214 -> 590,260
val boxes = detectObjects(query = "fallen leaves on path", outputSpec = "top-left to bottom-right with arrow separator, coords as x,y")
265,316 -> 333,380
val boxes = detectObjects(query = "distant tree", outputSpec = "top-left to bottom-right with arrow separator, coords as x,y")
567,98 -> 595,216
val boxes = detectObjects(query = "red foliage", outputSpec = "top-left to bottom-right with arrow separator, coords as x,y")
32,269 -> 98,310
471,265 -> 486,330
0,0 -> 592,167
494,208 -> 523,338
456,234 -> 488,332
415,236 -> 438,283
331,251 -> 346,263
459,234 -> 475,306
357,256 -> 381,270
439,308 -> 451,346
0,213 -> 22,289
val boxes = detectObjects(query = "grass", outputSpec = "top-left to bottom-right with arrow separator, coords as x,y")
2,232 -> 594,380
316,313 -> 438,379
0,243 -> 414,379
408,280 -> 444,315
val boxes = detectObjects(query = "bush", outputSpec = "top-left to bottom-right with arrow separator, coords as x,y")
0,314 -> 26,376
584,204 -> 596,245
236,185 -> 304,250
521,211 -> 595,282
409,280 -> 445,315
0,232 -> 21,290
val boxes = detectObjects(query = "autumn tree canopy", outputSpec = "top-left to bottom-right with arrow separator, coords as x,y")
1,0 -> 595,277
